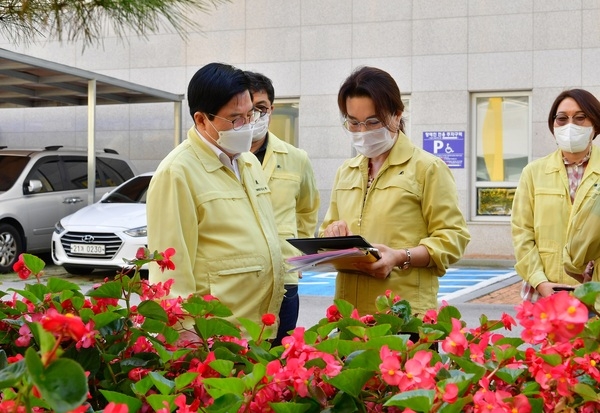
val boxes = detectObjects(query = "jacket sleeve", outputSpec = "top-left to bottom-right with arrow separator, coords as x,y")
318,166 -> 343,237
419,159 -> 471,275
511,166 -> 547,288
295,153 -> 320,239
146,167 -> 198,299
564,186 -> 600,275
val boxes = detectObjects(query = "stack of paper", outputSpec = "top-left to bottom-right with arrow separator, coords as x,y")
285,236 -> 381,273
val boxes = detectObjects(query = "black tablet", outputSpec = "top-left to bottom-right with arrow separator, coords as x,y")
286,236 -> 375,255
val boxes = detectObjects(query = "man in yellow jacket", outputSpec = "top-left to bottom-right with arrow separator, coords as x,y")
147,63 -> 285,332
245,71 -> 320,345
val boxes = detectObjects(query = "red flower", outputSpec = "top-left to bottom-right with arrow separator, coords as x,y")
157,247 -> 176,272
326,305 -> 341,322
262,313 -> 277,326
41,308 -> 88,341
103,402 -> 129,413
12,254 -> 31,280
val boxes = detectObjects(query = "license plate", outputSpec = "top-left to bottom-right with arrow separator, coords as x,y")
70,244 -> 105,255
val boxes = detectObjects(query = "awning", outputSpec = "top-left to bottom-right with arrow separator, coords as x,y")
0,48 -> 184,203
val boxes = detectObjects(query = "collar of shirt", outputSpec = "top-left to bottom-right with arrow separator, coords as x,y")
195,127 -> 242,180
563,149 -> 591,167
254,132 -> 270,164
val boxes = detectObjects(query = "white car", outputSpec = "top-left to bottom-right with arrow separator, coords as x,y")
51,172 -> 152,275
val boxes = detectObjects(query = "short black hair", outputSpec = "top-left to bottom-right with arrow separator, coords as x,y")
245,71 -> 275,104
187,62 -> 251,120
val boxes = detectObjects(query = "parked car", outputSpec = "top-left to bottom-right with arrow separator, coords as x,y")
51,172 -> 152,275
0,146 -> 137,273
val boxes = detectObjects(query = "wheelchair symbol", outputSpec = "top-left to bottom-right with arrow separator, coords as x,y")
444,143 -> 454,154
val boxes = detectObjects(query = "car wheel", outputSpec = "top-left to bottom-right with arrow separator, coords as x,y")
63,265 -> 95,275
0,224 -> 23,274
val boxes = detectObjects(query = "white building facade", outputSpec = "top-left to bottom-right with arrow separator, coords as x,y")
2,0 -> 600,261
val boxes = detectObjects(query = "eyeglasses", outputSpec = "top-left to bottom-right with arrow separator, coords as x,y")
343,117 -> 383,132
254,105 -> 271,118
553,113 -> 588,126
210,110 -> 261,130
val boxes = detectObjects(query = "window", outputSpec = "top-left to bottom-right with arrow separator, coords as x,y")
271,99 -> 299,145
471,92 -> 531,220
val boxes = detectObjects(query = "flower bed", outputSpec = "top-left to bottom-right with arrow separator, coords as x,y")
1,250 -> 600,412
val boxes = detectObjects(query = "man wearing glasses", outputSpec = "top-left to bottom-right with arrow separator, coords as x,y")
246,71 -> 320,346
147,63 -> 285,333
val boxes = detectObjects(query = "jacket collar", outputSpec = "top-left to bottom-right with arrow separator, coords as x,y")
187,126 -> 253,172
546,145 -> 600,175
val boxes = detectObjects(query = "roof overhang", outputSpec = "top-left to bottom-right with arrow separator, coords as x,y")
0,48 -> 184,204
0,48 -> 183,107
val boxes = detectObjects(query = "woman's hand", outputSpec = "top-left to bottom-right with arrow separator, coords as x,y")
536,281 -> 575,298
353,243 -> 400,279
323,220 -> 352,237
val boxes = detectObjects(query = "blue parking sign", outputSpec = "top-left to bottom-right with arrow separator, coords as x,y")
422,131 -> 465,168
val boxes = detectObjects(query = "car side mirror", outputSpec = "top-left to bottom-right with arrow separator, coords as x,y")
25,179 -> 43,194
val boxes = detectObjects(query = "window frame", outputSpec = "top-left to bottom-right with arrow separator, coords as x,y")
470,91 -> 532,222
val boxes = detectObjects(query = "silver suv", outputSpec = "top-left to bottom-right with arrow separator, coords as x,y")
0,146 -> 137,273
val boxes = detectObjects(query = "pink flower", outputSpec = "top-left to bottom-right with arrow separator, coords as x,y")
326,305 -> 341,322
441,318 -> 468,356
379,345 -> 401,386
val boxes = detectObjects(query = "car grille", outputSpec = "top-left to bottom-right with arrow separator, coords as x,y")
61,231 -> 122,259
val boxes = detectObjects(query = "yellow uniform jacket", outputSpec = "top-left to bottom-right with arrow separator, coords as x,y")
147,127 -> 285,327
319,132 -> 470,316
513,146 -> 600,287
261,133 -> 320,285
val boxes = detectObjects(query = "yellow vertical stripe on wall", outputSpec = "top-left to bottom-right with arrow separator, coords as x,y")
482,97 -> 504,181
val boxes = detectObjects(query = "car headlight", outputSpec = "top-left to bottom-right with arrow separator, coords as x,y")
54,221 -> 65,234
124,226 -> 147,237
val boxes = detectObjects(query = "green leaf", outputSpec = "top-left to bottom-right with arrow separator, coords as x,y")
148,371 -> 175,395
333,299 -> 355,318
202,377 -> 246,399
574,383 -> 600,402
438,396 -> 471,413
87,280 -> 123,299
242,363 -> 266,389
494,367 -> 526,384
385,389 -> 435,411
46,277 -> 81,293
343,349 -> 382,370
28,323 -> 58,360
324,367 -> 374,398
270,402 -> 314,413
91,310 -> 123,330
29,357 -> 88,413
237,317 -> 262,341
100,390 -> 143,413
137,300 -> 168,322
206,394 -> 244,412
573,282 -> 600,306
209,359 -> 234,376
146,394 -> 177,412
194,317 -> 241,340
23,253 -> 45,275
174,372 -> 199,391
345,325 -> 366,338
0,357 -> 26,388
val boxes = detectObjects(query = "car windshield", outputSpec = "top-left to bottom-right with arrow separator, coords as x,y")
101,175 -> 151,204
0,156 -> 30,191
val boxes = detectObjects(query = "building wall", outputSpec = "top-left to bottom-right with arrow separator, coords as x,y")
2,0 -> 600,260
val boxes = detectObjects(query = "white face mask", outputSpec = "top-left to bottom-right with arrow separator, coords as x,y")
207,119 -> 254,155
251,114 -> 269,142
554,123 -> 594,153
347,126 -> 397,158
